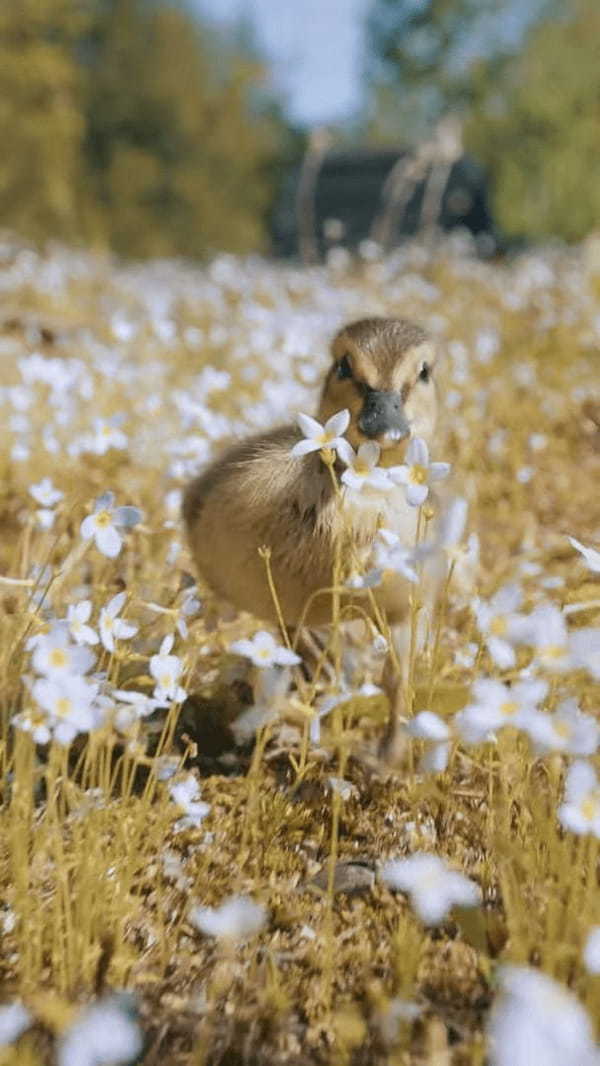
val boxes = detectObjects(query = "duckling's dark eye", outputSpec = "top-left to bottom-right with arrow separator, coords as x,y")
418,361 -> 430,383
337,354 -> 353,380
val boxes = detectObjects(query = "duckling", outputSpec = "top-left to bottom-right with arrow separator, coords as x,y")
182,317 -> 442,640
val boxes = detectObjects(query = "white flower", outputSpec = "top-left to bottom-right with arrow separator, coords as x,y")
99,593 -> 138,653
0,1001 -> 32,1047
89,418 -> 129,455
190,895 -> 267,940
58,994 -> 142,1066
35,508 -> 56,530
290,409 -> 352,461
569,628 -> 600,681
29,477 -> 63,507
169,774 -> 210,828
31,624 -> 95,678
346,568 -> 383,589
437,496 -> 468,551
569,536 -> 600,574
519,604 -> 572,672
67,601 -> 99,646
80,492 -> 143,559
454,678 -> 547,744
112,689 -> 162,719
407,711 -> 451,773
32,674 -> 100,745
149,634 -> 186,702
12,706 -> 52,745
584,927 -> 600,975
558,760 -> 600,837
381,852 -> 480,924
373,528 -> 419,583
487,965 -> 599,1066
525,699 -> 600,756
388,437 -> 451,507
230,630 -> 301,668
474,584 -> 526,669
340,441 -> 391,494
454,642 -> 478,670
522,605 -> 588,669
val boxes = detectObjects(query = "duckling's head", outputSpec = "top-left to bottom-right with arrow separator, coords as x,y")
318,317 -> 438,457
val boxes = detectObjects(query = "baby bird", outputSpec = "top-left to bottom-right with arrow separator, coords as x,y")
182,317 -> 441,637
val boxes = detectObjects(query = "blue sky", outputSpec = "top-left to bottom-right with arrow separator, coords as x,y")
194,0 -> 370,125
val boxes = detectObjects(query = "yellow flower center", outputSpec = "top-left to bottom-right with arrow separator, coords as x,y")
94,510 -> 112,528
354,459 -> 371,475
49,649 -> 68,668
257,648 -> 272,661
56,697 -> 72,717
540,644 -> 566,661
490,616 -> 508,637
554,721 -> 571,739
159,672 -> 173,688
500,701 -> 518,717
409,464 -> 428,484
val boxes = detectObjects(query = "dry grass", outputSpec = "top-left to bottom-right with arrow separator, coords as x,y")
0,232 -> 599,1064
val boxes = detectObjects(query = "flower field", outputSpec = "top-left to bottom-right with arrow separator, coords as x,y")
0,231 -> 599,1064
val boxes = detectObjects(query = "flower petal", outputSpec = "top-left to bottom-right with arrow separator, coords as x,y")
106,592 -> 126,617
291,438 -> 320,458
335,439 -> 356,466
273,647 -> 301,666
296,412 -> 322,439
80,515 -> 96,540
406,482 -> 429,507
114,505 -> 143,528
96,524 -> 122,558
387,464 -> 409,485
407,436 -> 428,467
357,441 -> 381,467
429,462 -> 451,482
94,491 -> 115,511
325,408 -> 350,437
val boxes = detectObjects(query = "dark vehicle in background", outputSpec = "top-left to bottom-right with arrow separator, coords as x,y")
270,146 -> 498,261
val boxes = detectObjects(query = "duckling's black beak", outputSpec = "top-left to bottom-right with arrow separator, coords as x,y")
358,389 -> 410,441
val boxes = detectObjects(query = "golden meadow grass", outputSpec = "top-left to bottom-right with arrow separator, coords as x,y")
0,233 -> 599,1064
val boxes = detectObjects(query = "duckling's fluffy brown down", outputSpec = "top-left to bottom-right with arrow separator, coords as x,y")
183,316 -> 441,633
184,426 -> 357,627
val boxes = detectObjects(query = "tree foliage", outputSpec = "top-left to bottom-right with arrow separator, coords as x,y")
366,0 -> 530,141
0,0 -> 287,257
0,1 -> 87,244
465,0 -> 600,242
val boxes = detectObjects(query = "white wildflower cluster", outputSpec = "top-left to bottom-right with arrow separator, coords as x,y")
1,230 -> 600,1064
17,623 -> 101,746
29,476 -> 63,530
488,966 -> 600,1066
381,852 -> 481,925
169,773 -> 210,830
292,412 -> 451,508
190,895 -> 267,940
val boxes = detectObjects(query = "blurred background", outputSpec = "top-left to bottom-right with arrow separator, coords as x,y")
1,0 -> 595,261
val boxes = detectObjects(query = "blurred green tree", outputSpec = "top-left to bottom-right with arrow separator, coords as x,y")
465,0 -> 600,242
0,0 -> 288,257
0,0 -> 87,243
365,0 -> 555,143
83,0 -> 281,257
